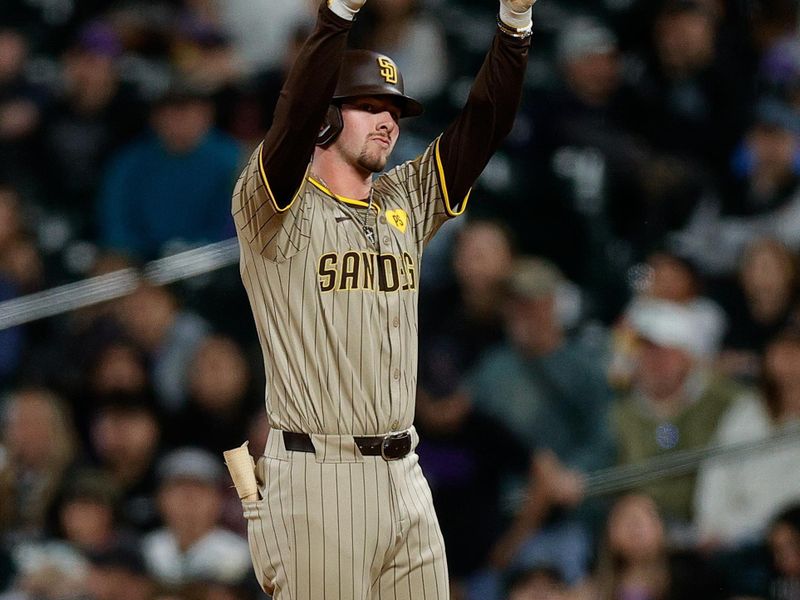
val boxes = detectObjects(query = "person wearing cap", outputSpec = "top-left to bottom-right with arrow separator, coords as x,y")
556,17 -> 620,108
671,96 -> 800,275
611,299 -> 754,523
141,447 -> 250,589
726,97 -> 800,216
468,256 -> 614,582
519,16 -> 647,309
40,21 -> 146,228
231,0 -> 537,597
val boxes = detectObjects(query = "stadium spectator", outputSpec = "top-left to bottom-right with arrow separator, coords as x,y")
142,447 -> 250,588
610,251 -> 726,388
723,98 -> 800,246
0,388 -> 78,540
576,494 -> 727,600
49,469 -> 121,553
39,22 -> 145,232
38,254 -> 141,401
627,0 -> 752,181
470,256 -> 614,467
674,98 -> 800,274
529,17 -> 659,280
168,13 -> 251,143
420,219 -> 515,370
695,328 -> 800,547
716,238 -> 799,381
115,284 -> 211,412
87,391 -> 162,531
97,80 -> 240,260
87,341 -> 149,398
470,257 -> 614,582
166,336 -> 257,454
612,299 -> 749,522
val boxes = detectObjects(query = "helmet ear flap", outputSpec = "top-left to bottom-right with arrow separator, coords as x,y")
316,104 -> 343,147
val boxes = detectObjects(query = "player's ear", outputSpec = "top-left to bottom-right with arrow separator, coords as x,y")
317,105 -> 343,147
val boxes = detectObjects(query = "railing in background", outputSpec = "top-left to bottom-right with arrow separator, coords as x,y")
583,424 -> 800,498
0,238 -> 241,331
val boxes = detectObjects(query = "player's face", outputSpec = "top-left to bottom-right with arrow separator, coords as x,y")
337,96 -> 401,173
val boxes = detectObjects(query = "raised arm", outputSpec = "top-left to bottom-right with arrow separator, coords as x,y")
259,0 -> 365,207
437,0 -> 535,206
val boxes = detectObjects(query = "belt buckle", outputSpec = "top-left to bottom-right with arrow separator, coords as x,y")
380,431 -> 411,461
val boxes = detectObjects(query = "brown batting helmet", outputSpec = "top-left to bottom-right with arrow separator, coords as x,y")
317,50 -> 423,147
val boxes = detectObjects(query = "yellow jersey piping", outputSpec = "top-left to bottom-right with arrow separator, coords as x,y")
434,136 -> 471,217
257,143 -> 305,213
307,176 -> 382,213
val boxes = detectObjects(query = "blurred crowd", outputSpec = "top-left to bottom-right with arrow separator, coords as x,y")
1,0 -> 800,599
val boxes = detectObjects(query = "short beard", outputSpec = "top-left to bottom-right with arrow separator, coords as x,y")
357,145 -> 388,173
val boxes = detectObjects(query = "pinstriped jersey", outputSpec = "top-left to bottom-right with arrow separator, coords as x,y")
232,138 -> 467,435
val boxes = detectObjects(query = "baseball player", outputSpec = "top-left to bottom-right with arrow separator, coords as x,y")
231,0 -> 535,597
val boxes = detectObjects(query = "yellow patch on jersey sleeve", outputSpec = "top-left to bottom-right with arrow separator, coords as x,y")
385,209 -> 408,233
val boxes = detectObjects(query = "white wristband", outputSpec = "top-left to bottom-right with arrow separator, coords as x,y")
499,1 -> 532,31
327,0 -> 361,21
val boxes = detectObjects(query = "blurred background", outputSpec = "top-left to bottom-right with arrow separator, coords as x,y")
1,0 -> 800,598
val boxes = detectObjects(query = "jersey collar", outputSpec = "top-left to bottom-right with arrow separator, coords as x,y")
307,176 -> 381,212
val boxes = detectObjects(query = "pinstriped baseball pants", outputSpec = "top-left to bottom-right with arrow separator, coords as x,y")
243,427 -> 449,600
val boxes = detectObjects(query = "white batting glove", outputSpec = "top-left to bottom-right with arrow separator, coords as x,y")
328,0 -> 366,20
499,0 -> 536,31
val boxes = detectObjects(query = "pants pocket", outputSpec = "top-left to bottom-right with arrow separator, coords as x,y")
244,501 -> 277,595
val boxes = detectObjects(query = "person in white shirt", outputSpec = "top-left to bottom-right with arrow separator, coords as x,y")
695,328 -> 800,546
142,447 -> 251,587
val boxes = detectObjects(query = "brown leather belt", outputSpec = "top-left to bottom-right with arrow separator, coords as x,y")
282,431 -> 412,461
